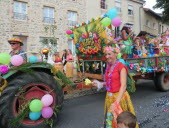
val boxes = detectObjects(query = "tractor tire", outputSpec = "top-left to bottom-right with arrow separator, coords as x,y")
154,72 -> 169,91
0,71 -> 64,128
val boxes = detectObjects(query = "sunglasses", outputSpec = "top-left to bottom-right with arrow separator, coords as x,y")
10,43 -> 18,45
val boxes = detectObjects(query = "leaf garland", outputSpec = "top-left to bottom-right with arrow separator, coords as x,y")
9,101 -> 30,128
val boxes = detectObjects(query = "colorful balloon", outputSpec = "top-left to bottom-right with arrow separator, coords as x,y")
29,99 -> 43,112
66,34 -> 71,38
112,17 -> 122,27
10,55 -> 23,66
70,34 -> 74,38
119,59 -> 125,65
29,111 -> 41,121
117,53 -> 122,59
41,94 -> 53,107
66,30 -> 73,35
29,56 -> 37,63
0,53 -> 11,65
107,8 -> 118,20
42,107 -> 53,119
0,65 -> 9,74
101,17 -> 111,27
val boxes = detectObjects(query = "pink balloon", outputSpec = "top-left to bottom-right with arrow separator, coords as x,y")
112,17 -> 122,27
66,30 -> 73,35
11,55 -> 24,66
41,94 -> 53,107
42,107 -> 53,119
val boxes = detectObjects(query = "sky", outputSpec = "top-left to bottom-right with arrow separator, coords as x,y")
144,0 -> 163,13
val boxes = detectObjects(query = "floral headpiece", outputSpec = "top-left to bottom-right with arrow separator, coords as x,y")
103,46 -> 120,53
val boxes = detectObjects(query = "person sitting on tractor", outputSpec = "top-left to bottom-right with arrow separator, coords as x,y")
8,38 -> 27,66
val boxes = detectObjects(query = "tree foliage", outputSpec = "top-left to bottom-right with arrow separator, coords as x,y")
153,0 -> 169,22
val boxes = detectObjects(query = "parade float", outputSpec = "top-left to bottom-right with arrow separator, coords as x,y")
66,8 -> 169,92
0,51 -> 73,128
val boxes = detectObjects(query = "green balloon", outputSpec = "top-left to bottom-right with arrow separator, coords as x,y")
66,34 -> 71,38
0,53 -> 11,65
29,99 -> 43,112
101,17 -> 112,27
117,53 -> 122,59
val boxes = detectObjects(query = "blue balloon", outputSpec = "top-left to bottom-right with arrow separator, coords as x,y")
119,59 -> 125,65
29,111 -> 41,121
29,56 -> 37,63
107,8 -> 118,19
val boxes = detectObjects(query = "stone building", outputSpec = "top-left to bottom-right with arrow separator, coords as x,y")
0,0 -> 87,55
86,0 -> 145,35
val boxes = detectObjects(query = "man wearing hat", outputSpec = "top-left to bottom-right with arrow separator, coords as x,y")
8,38 -> 27,65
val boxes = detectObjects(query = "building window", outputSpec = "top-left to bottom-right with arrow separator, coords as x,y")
115,0 -> 121,12
40,37 -> 58,52
14,1 -> 27,21
100,0 -> 107,9
68,39 -> 75,55
153,23 -> 156,29
146,20 -> 150,27
43,7 -> 54,24
128,4 -> 133,15
68,11 -> 77,27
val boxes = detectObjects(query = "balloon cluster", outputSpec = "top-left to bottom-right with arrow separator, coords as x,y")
101,8 -> 122,27
0,53 -> 24,74
29,94 -> 54,120
66,30 -> 74,39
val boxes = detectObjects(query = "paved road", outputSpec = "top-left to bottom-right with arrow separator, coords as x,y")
56,80 -> 169,128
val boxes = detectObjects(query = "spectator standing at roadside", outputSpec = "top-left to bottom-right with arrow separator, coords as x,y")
62,49 -> 67,73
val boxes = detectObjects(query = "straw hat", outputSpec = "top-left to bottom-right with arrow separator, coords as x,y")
8,38 -> 23,46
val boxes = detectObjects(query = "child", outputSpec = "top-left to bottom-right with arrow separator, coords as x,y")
132,38 -> 141,58
117,111 -> 137,128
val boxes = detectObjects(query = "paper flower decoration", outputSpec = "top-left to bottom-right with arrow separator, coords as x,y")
85,78 -> 93,86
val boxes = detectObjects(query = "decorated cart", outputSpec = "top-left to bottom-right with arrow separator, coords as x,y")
65,8 -> 169,92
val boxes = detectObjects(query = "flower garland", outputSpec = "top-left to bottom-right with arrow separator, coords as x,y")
104,60 -> 119,91
103,46 -> 120,53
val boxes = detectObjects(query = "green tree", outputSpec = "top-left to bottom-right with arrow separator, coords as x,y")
153,0 -> 169,22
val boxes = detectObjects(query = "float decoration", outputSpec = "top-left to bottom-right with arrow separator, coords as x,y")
72,19 -> 107,59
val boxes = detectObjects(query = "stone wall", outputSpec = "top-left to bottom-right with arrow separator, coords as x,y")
0,0 -> 87,57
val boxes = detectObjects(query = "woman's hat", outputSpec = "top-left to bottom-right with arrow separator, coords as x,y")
8,38 -> 23,46
54,52 -> 59,55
